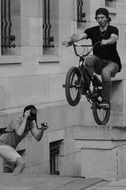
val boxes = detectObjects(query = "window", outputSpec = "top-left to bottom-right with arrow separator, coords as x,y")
77,0 -> 86,23
105,0 -> 116,9
43,0 -> 54,48
1,0 -> 15,55
50,140 -> 62,175
1,0 -> 20,55
42,0 -> 59,56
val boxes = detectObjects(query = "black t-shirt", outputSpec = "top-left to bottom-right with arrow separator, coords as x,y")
84,25 -> 122,71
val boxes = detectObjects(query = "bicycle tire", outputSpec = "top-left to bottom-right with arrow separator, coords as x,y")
92,101 -> 111,125
65,67 -> 82,106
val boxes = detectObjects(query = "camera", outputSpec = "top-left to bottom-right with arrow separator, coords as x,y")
28,108 -> 37,121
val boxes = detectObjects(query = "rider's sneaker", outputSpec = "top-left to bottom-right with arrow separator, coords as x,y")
82,89 -> 86,95
100,100 -> 110,108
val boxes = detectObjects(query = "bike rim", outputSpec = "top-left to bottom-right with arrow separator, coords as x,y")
69,72 -> 81,101
96,107 -> 109,122
92,101 -> 110,125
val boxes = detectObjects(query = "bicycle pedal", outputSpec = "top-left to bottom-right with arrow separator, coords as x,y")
100,105 -> 110,109
62,84 -> 65,88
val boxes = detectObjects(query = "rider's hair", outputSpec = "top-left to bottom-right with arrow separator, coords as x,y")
23,105 -> 37,117
95,7 -> 111,22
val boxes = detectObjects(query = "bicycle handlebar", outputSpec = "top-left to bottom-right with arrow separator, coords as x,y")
62,41 -> 101,57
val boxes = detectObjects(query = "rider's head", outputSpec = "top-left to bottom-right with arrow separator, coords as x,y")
95,7 -> 111,23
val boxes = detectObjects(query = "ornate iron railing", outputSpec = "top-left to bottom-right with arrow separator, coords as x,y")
1,0 -> 15,51
77,0 -> 86,23
43,0 -> 54,48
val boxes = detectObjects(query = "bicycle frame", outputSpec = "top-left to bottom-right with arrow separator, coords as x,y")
72,43 -> 101,98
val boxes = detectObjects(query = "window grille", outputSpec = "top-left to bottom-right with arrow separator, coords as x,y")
43,0 -> 54,48
50,140 -> 62,175
1,0 -> 15,53
77,0 -> 86,23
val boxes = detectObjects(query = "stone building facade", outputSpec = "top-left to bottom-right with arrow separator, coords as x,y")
0,0 -> 126,180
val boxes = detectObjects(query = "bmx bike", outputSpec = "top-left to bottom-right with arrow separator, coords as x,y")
62,41 -> 110,125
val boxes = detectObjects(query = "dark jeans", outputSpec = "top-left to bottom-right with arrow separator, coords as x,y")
85,55 -> 119,102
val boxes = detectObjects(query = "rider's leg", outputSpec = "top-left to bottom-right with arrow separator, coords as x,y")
101,61 -> 119,104
85,55 -> 97,75
0,144 -> 25,174
85,55 -> 106,75
85,55 -> 101,87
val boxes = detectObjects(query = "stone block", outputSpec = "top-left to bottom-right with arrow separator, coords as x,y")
117,145 -> 126,180
81,148 -> 118,180
80,141 -> 126,180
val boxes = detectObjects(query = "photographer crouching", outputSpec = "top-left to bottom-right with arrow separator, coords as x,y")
0,105 -> 48,175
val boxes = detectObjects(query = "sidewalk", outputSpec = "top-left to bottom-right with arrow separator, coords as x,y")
0,174 -> 126,190
87,178 -> 126,190
0,174 -> 106,190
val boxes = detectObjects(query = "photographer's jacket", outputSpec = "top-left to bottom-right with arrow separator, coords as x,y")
0,117 -> 30,148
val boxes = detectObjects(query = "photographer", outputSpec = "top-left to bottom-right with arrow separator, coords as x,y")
0,105 -> 48,175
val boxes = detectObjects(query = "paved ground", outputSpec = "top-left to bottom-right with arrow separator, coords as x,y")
86,178 -> 126,190
0,174 -> 106,190
0,174 -> 126,190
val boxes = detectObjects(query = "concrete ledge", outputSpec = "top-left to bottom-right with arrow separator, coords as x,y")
73,125 -> 126,141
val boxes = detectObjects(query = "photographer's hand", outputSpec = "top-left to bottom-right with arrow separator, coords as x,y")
15,110 -> 30,136
24,110 -> 30,119
41,122 -> 48,130
30,121 -> 48,141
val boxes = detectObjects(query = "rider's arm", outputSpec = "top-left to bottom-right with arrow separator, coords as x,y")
101,34 -> 118,45
70,32 -> 88,42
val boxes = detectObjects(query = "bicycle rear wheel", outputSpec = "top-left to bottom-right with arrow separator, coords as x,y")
92,101 -> 110,125
65,66 -> 82,106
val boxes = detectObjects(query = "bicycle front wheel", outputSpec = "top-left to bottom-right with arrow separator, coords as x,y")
65,67 -> 82,106
92,101 -> 111,125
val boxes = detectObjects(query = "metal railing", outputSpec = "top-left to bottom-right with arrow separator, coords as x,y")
1,0 -> 15,52
43,0 -> 54,48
